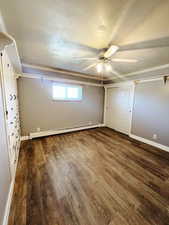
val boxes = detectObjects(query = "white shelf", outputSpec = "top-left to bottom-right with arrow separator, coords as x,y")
0,32 -> 13,49
0,32 -> 22,74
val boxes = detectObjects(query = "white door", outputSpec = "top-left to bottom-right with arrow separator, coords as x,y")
0,69 -> 11,225
105,86 -> 133,135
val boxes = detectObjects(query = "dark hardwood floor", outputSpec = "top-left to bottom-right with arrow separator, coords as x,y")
8,128 -> 169,225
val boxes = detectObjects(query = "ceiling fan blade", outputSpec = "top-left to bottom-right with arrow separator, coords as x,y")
111,58 -> 138,63
104,45 -> 119,58
72,57 -> 98,61
83,63 -> 97,71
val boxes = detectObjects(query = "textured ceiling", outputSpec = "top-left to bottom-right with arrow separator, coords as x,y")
1,0 -> 169,79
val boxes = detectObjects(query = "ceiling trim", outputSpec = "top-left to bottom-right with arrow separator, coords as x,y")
20,73 -> 104,87
22,63 -> 106,81
22,62 -> 169,83
104,81 -> 135,88
137,77 -> 163,83
106,63 -> 169,81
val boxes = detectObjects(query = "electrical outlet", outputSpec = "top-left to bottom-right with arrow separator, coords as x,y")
37,127 -> 41,132
153,134 -> 157,140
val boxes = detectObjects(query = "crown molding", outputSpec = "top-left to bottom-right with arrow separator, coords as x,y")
104,81 -> 135,88
22,63 -> 106,81
20,73 -> 104,87
103,76 -> 167,87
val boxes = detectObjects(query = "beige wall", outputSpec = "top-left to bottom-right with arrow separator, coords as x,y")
131,79 -> 169,147
18,77 -> 104,136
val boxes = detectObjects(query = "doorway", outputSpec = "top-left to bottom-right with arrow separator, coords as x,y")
105,85 -> 134,135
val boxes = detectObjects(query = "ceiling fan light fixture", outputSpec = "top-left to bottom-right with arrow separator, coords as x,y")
96,63 -> 103,73
104,45 -> 119,58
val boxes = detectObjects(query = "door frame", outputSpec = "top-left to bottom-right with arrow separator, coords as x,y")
103,81 -> 136,135
0,51 -> 12,169
0,51 -> 11,164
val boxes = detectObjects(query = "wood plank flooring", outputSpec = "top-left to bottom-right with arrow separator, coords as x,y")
8,128 -> 169,225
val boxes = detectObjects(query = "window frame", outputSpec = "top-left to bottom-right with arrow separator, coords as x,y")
52,83 -> 83,102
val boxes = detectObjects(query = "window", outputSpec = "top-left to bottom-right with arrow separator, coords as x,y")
52,83 -> 83,101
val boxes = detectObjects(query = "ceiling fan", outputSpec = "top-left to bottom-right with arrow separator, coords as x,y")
73,45 -> 138,78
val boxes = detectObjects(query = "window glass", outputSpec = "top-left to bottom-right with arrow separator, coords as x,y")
67,87 -> 79,99
53,86 -> 66,99
53,84 -> 82,101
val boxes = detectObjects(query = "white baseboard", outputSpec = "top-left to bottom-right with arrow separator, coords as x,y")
29,124 -> 104,139
99,124 -> 105,127
130,134 -> 169,153
21,136 -> 29,141
2,144 -> 20,225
